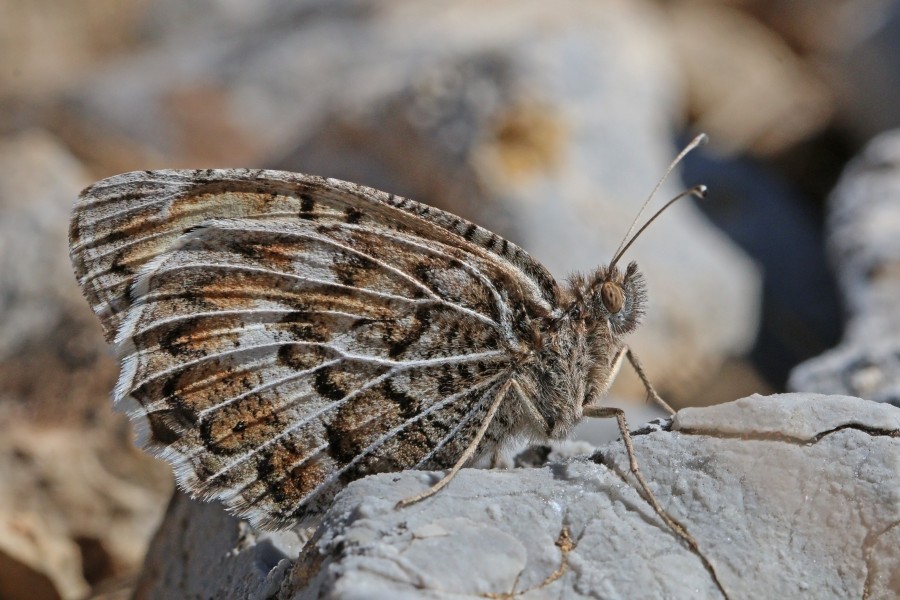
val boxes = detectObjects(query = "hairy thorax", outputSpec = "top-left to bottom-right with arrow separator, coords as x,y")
511,313 -> 619,440
507,264 -> 646,442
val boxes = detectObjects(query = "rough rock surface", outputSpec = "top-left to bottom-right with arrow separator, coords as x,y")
0,129 -> 89,360
137,393 -> 900,599
789,129 -> 900,405
132,493 -> 306,600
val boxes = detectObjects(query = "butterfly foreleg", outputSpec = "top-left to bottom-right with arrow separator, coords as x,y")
395,377 -> 513,509
584,405 -> 690,539
611,345 -> 675,416
584,405 -> 727,596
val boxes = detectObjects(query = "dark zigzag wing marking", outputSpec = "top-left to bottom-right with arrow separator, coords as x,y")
70,169 -> 562,341
71,171 -> 344,340
107,211 -> 521,529
178,220 -> 520,348
123,324 -> 508,530
323,178 -> 561,312
225,373 -> 508,529
121,219 -> 516,369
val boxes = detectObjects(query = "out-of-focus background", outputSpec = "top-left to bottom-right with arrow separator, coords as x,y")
1,1 -> 898,598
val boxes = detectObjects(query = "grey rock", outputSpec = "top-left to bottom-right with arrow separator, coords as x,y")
789,129 -> 900,405
0,130 -> 174,600
668,2 -> 833,156
827,1 -> 900,141
137,393 -> 900,599
134,492 -> 308,600
0,423 -> 173,600
0,130 -> 88,359
286,393 -> 899,599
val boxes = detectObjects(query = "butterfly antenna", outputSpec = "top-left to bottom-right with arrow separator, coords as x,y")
608,133 -> 709,270
609,185 -> 708,270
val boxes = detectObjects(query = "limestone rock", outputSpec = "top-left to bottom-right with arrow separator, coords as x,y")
0,130 -> 89,360
136,393 -> 900,599
133,493 -> 306,600
0,131 -> 173,600
668,2 -> 833,156
287,393 -> 898,599
789,129 -> 900,405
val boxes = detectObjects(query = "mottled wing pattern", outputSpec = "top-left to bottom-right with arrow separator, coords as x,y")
70,169 -> 562,529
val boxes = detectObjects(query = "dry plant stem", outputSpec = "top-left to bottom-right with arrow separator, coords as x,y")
396,379 -> 512,509
485,526 -> 575,599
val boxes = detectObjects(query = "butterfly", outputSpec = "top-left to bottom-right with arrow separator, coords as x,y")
69,139 -> 706,534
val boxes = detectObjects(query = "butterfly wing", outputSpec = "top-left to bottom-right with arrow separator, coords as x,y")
70,170 -> 561,529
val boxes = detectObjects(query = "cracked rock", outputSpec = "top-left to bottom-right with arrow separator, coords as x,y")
137,393 -> 900,598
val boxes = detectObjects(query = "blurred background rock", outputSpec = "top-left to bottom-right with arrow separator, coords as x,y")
1,1 -> 898,598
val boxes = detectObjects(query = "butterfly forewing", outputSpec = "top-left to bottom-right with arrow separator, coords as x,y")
70,169 -> 562,529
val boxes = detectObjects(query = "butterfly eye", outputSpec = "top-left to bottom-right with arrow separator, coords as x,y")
600,281 -> 625,314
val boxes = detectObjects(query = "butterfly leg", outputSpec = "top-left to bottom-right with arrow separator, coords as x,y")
613,345 -> 675,416
584,405 -> 692,541
584,405 -> 727,596
490,448 -> 510,469
395,378 -> 512,509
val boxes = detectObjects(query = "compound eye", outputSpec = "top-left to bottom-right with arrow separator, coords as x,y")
600,281 -> 624,314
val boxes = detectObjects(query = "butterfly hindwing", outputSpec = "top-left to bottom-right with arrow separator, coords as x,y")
70,169 -> 562,528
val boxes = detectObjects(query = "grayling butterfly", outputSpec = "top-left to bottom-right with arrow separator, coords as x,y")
69,136 -> 709,560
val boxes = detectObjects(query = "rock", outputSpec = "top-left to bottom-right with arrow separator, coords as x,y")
789,129 -> 900,405
0,130 -> 89,360
290,393 -> 898,599
0,131 -> 173,600
135,393 -> 900,598
819,2 -> 900,141
0,2 -> 146,100
743,0 -> 900,142
0,425 -> 172,600
133,493 -> 307,600
667,2 -> 833,156
680,146 -> 842,388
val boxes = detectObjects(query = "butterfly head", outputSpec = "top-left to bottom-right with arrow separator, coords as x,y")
584,261 -> 646,336
575,135 -> 707,337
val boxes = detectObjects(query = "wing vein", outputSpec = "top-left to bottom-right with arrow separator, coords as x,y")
135,261 -> 502,331
124,338 -> 506,397
294,374 -> 507,511
212,371 -> 507,508
334,221 -> 516,343
412,380 -> 501,469
128,308 -> 379,340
